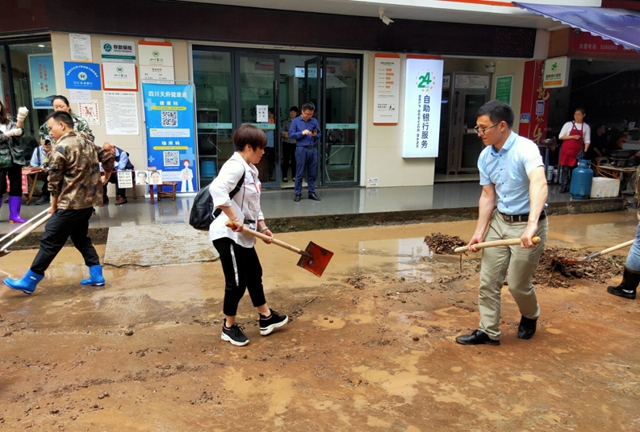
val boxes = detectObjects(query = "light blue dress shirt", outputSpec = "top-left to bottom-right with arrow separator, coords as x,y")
478,131 -> 544,215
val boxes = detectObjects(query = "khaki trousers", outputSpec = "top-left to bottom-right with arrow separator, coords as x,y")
478,209 -> 548,340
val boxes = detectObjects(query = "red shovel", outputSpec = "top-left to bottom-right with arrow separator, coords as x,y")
225,222 -> 333,277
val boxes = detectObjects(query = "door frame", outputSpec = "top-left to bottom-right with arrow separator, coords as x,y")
191,45 -> 363,189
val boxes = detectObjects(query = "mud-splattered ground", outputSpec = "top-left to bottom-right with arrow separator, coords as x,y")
0,212 -> 639,431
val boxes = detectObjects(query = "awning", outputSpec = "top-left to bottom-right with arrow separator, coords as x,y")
514,2 -> 640,52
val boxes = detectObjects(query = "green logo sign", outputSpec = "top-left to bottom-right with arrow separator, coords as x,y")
78,72 -> 87,81
103,43 -> 112,52
415,69 -> 436,92
116,67 -> 124,73
551,62 -> 558,71
417,72 -> 432,89
152,50 -> 160,57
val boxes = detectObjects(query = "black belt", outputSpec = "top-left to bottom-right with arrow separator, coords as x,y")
302,145 -> 315,149
498,210 -> 546,223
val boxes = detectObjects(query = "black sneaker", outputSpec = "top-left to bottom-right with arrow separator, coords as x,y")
221,319 -> 249,346
259,309 -> 288,336
35,196 -> 49,205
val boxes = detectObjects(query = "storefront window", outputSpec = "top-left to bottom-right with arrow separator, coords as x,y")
2,42 -> 52,150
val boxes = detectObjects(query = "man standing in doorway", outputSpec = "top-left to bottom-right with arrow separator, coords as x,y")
456,100 -> 548,346
289,102 -> 321,202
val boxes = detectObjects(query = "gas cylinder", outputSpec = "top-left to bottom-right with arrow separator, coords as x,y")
570,159 -> 593,200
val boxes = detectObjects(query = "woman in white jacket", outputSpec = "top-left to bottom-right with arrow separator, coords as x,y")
209,124 -> 288,346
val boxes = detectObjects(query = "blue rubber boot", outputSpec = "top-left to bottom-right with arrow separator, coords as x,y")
4,269 -> 44,295
80,265 -> 105,286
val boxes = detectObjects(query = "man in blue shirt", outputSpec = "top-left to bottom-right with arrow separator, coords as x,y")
289,102 -> 321,202
103,142 -> 134,205
456,100 -> 548,346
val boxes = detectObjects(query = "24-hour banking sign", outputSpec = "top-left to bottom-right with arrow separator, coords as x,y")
142,83 -> 197,193
402,57 -> 443,158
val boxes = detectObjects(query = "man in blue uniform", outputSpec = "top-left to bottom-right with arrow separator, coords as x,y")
289,102 -> 321,202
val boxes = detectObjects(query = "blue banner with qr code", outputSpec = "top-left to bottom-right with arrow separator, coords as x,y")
142,83 -> 197,194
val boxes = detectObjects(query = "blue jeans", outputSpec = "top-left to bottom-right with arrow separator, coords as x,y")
626,221 -> 640,271
294,146 -> 317,195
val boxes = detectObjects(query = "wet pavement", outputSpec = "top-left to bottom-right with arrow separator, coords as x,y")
0,181 -> 628,250
0,211 -> 639,430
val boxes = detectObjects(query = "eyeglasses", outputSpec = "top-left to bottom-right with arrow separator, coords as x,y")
474,122 -> 501,135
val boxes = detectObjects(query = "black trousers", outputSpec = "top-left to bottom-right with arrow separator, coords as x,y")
31,208 -> 100,275
212,237 -> 266,317
0,164 -> 24,197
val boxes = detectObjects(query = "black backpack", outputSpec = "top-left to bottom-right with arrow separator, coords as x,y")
189,174 -> 244,231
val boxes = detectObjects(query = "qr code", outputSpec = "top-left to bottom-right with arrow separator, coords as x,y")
164,151 -> 179,167
161,111 -> 177,127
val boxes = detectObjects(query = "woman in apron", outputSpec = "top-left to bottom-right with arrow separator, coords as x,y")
558,107 -> 591,193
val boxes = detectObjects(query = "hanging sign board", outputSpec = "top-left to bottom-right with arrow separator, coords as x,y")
543,56 -> 570,88
402,56 -> 444,158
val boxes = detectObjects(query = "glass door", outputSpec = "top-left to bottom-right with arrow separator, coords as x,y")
193,49 -> 234,188
323,57 -> 360,184
237,53 -> 279,186
304,57 -> 322,186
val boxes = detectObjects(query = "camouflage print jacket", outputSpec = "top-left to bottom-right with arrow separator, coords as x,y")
39,112 -> 94,144
48,131 -> 115,210
0,117 -> 28,168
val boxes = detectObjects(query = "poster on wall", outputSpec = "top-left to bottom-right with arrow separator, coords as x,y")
64,62 -> 101,90
139,41 -> 175,84
402,56 -> 444,158
101,39 -> 136,63
28,54 -> 57,109
373,54 -> 400,124
142,83 -> 197,193
69,33 -> 92,62
78,101 -> 100,125
494,75 -> 513,105
102,63 -> 138,91
104,91 -> 139,135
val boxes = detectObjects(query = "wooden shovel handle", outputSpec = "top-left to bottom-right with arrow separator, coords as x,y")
583,239 -> 635,260
454,236 -> 541,253
225,221 -> 305,256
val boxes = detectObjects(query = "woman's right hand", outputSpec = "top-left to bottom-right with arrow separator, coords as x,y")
229,219 -> 244,232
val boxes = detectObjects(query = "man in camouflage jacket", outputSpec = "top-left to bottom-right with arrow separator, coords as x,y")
4,111 -> 115,295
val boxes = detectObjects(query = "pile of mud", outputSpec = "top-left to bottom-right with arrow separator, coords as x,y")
534,246 -> 625,288
423,233 -> 466,254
